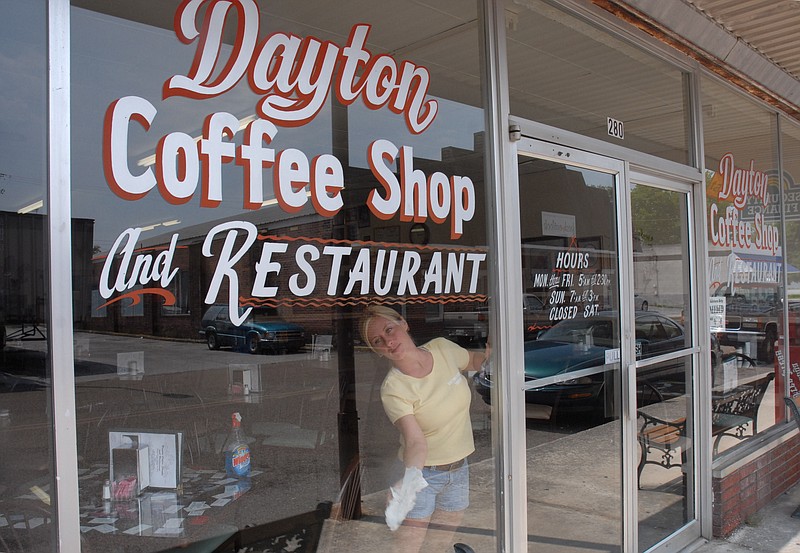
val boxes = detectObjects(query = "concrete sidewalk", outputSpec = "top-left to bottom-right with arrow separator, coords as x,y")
692,481 -> 800,553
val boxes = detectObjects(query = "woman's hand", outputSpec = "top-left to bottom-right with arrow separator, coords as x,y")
466,340 -> 490,373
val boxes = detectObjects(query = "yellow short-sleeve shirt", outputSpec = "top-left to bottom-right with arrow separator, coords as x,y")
380,337 -> 475,466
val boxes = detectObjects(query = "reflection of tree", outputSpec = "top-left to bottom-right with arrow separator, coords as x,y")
631,185 -> 682,246
788,220 -> 800,285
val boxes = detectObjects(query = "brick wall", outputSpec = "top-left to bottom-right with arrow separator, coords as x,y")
713,432 -> 800,536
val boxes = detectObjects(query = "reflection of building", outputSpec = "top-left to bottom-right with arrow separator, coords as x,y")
0,212 -> 94,338
84,145 -> 490,343
9,1 -> 800,551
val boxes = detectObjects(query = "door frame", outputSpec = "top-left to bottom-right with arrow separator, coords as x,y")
627,169 -> 706,553
504,132 -> 707,552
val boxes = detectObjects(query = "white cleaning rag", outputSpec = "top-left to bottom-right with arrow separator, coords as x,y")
385,466 -> 428,531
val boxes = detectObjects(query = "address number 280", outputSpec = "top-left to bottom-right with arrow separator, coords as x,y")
607,117 -> 624,140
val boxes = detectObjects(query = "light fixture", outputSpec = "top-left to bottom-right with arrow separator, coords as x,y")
261,190 -> 312,207
18,200 -> 43,214
137,115 -> 258,168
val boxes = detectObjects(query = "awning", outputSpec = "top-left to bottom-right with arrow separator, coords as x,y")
728,252 -> 800,284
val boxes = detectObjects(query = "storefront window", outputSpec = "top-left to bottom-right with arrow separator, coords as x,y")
779,121 -> 800,405
0,2 -> 54,552
70,1 -> 495,551
505,0 -> 692,165
702,76 -> 784,457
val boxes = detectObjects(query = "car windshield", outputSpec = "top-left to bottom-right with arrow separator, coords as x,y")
538,317 -> 614,345
242,308 -> 280,323
712,285 -> 779,313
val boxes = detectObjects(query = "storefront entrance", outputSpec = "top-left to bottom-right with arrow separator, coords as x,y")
513,138 -> 701,552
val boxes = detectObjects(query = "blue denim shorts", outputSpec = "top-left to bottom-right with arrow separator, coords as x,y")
406,459 -> 469,520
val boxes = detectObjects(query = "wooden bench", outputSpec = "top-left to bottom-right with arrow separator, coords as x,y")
637,372 -> 775,487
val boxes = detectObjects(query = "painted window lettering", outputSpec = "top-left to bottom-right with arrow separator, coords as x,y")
367,140 -> 476,239
103,98 -> 345,213
165,1 -> 437,134
716,153 -> 770,208
97,228 -> 180,307
199,222 -> 487,325
103,102 -> 476,238
708,153 -> 780,255
97,0 -> 481,315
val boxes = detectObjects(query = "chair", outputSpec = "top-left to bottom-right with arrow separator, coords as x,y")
785,396 -> 800,429
213,502 -> 332,552
636,410 -> 689,488
311,334 -> 333,361
0,499 -> 53,553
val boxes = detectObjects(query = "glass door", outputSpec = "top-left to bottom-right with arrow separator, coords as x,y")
510,139 -> 701,552
630,175 -> 698,552
514,140 -> 625,552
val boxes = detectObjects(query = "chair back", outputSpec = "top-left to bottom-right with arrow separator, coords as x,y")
784,396 -> 800,431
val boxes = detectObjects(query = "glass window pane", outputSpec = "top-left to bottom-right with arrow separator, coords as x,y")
0,2 -> 54,552
506,0 -> 692,165
632,184 -> 693,345
702,76 -> 782,456
636,357 -> 695,550
632,184 -> 695,548
70,2 -> 496,551
512,156 -> 623,552
779,122 -> 800,407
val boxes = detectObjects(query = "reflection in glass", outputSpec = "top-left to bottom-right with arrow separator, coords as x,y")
0,3 -> 53,553
631,185 -> 692,345
70,1 -> 494,552
636,357 -> 695,551
632,183 -> 695,548
506,0 -> 691,164
779,123 -> 800,413
702,75 -> 782,443
515,156 -> 623,552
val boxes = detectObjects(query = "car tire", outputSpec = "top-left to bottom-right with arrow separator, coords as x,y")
206,331 -> 220,350
247,333 -> 260,355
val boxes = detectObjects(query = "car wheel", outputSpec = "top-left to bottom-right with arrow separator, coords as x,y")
247,334 -> 260,355
206,331 -> 219,350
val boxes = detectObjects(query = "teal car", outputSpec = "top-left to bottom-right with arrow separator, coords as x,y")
200,305 -> 306,354
474,311 -> 687,416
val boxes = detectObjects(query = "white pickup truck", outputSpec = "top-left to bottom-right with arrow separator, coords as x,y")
442,294 -> 554,346
442,306 -> 489,346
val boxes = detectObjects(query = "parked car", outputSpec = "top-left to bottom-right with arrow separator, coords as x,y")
200,305 -> 306,354
712,285 -> 780,362
442,303 -> 489,346
473,311 -> 688,416
442,294 -> 555,346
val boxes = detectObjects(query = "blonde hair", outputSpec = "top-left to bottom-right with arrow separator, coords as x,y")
360,304 -> 405,352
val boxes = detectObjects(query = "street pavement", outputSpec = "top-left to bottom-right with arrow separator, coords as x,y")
692,480 -> 800,553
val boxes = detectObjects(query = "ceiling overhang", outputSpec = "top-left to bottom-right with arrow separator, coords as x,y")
594,0 -> 800,121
